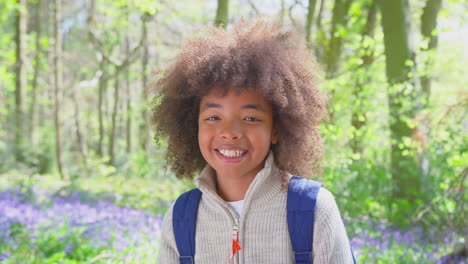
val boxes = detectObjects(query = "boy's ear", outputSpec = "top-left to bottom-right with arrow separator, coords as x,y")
271,125 -> 278,144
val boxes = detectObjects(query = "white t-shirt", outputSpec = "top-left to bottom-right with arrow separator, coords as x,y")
227,200 -> 244,216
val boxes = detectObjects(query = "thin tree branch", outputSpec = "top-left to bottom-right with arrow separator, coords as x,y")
248,0 -> 260,15
87,20 -> 145,77
88,29 -> 120,66
288,0 -> 301,27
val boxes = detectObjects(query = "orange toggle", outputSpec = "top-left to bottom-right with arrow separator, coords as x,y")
232,239 -> 241,255
229,230 -> 241,259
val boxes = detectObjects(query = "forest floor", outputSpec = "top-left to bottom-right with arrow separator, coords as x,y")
0,174 -> 465,264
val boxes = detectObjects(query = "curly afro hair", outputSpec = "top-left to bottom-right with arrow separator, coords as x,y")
151,18 -> 327,181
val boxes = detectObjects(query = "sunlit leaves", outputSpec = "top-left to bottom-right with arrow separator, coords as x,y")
0,0 -> 17,22
134,0 -> 162,15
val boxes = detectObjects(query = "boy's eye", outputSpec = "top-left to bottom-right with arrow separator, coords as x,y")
206,116 -> 220,121
245,117 -> 261,122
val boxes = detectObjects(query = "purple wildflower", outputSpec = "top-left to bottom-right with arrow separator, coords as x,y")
0,187 -> 163,258
0,253 -> 11,261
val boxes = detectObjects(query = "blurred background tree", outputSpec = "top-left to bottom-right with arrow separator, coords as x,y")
0,0 -> 466,261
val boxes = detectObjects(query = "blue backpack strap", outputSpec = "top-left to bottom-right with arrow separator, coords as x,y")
172,188 -> 202,264
287,176 -> 322,264
288,176 -> 357,264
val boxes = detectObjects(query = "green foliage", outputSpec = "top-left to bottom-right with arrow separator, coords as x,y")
133,0 -> 162,15
0,0 -> 15,114
0,1 -> 16,22
84,152 -> 117,178
318,17 -> 467,230
1,222 -> 107,264
0,139 -> 15,173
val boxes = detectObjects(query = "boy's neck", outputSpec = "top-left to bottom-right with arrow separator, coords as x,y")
215,171 -> 257,202
213,159 -> 268,202
216,165 -> 265,202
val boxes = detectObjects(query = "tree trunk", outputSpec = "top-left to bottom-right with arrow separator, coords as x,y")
380,0 -> 415,84
280,0 -> 286,23
29,0 -> 42,146
125,44 -> 132,154
420,0 -> 442,105
71,82 -> 87,163
140,13 -> 150,151
53,0 -> 64,179
215,0 -> 229,28
314,0 -> 325,61
37,0 -> 51,140
305,0 -> 317,47
418,0 -> 442,188
316,0 -> 324,30
88,0 -> 106,157
351,0 -> 377,154
109,77 -> 119,166
97,69 -> 107,156
125,7 -> 132,154
326,0 -> 352,78
379,0 -> 422,200
421,0 -> 442,52
14,0 -> 27,162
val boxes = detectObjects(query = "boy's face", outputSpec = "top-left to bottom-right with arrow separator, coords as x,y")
198,88 -> 278,181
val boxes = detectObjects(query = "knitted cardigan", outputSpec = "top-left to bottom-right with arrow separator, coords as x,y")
157,152 -> 354,264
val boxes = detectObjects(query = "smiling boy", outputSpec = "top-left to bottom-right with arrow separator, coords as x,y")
153,19 -> 354,264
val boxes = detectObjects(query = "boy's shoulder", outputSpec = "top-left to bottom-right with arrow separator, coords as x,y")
316,187 -> 337,208
314,186 -> 342,225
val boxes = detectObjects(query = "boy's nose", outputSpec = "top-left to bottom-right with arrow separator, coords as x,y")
220,121 -> 242,140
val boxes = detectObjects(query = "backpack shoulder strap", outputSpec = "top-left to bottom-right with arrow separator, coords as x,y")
172,188 -> 202,264
287,176 -> 322,264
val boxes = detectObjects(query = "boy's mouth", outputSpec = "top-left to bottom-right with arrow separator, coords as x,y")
215,149 -> 248,158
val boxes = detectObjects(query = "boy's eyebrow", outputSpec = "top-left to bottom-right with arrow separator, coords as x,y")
241,104 -> 266,112
200,103 -> 266,112
200,103 -> 222,112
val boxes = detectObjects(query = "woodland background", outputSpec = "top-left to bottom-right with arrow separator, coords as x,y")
0,0 -> 467,263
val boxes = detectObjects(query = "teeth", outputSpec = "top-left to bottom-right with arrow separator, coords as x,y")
219,149 -> 246,158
